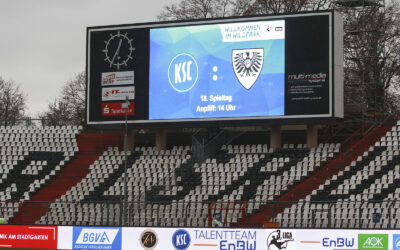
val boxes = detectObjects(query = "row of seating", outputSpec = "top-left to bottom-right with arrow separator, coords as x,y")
1,123 -> 398,228
0,126 -> 82,222
38,142 -> 340,227
275,121 -> 400,228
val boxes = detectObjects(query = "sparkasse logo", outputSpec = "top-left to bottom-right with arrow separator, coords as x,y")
358,234 -> 388,250
73,227 -> 121,250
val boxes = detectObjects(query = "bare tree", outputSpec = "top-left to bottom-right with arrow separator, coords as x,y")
159,0 -> 400,117
0,77 -> 27,126
338,0 -> 400,114
246,0 -> 308,14
41,72 -> 85,125
158,0 -> 254,20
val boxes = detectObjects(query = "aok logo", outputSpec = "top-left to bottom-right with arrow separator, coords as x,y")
172,229 -> 191,250
358,234 -> 388,250
168,53 -> 198,92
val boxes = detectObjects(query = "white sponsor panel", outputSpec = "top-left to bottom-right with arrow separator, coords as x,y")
123,228 -> 263,250
102,86 -> 135,101
219,20 -> 285,42
58,226 -> 73,250
101,71 -> 134,86
265,229 -> 296,250
296,229 -> 358,250
55,226 -> 399,250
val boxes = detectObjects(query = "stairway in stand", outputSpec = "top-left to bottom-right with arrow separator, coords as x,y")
246,125 -> 392,227
10,134 -> 123,224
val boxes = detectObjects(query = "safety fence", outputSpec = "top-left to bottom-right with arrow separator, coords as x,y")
4,200 -> 400,229
1,225 -> 400,250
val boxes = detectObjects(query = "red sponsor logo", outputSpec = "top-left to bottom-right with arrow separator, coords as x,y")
0,225 -> 57,249
102,102 -> 135,116
103,89 -> 120,97
102,73 -> 116,85
102,89 -> 135,98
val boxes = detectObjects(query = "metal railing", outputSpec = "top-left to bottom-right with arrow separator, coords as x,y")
192,128 -> 227,163
192,128 -> 244,163
254,114 -> 395,220
5,199 -> 400,229
252,199 -> 400,229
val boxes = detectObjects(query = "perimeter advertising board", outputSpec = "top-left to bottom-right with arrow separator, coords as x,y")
86,11 -> 343,126
1,226 -> 398,250
121,228 -> 400,250
0,225 -> 58,249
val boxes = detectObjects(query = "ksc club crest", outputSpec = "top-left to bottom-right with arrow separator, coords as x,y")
232,48 -> 264,90
266,230 -> 294,250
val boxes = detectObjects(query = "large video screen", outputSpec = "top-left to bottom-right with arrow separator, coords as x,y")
86,11 -> 343,126
149,21 -> 285,120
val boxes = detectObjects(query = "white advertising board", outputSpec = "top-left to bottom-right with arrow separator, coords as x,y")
53,226 -> 400,250
101,86 -> 135,101
101,71 -> 134,86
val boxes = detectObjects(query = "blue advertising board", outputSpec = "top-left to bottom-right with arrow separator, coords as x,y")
72,226 -> 122,250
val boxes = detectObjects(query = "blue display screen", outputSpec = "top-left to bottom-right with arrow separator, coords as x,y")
149,20 -> 285,120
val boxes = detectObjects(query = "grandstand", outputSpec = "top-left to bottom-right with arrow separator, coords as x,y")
0,116 -> 398,229
0,9 -> 398,248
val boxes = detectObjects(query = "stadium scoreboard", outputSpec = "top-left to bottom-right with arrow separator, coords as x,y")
86,11 -> 343,126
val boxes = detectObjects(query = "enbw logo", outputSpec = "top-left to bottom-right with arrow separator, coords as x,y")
322,237 -> 354,248
168,53 -> 198,92
172,229 -> 191,250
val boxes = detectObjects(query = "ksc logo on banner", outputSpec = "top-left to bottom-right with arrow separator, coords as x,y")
172,229 -> 191,250
73,227 -> 122,250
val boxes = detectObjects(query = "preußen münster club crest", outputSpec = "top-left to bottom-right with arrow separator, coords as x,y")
232,48 -> 264,90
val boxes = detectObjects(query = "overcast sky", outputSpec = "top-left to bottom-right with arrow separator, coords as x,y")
0,0 -> 177,116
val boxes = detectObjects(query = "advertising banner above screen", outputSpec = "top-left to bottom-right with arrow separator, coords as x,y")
86,11 -> 343,126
